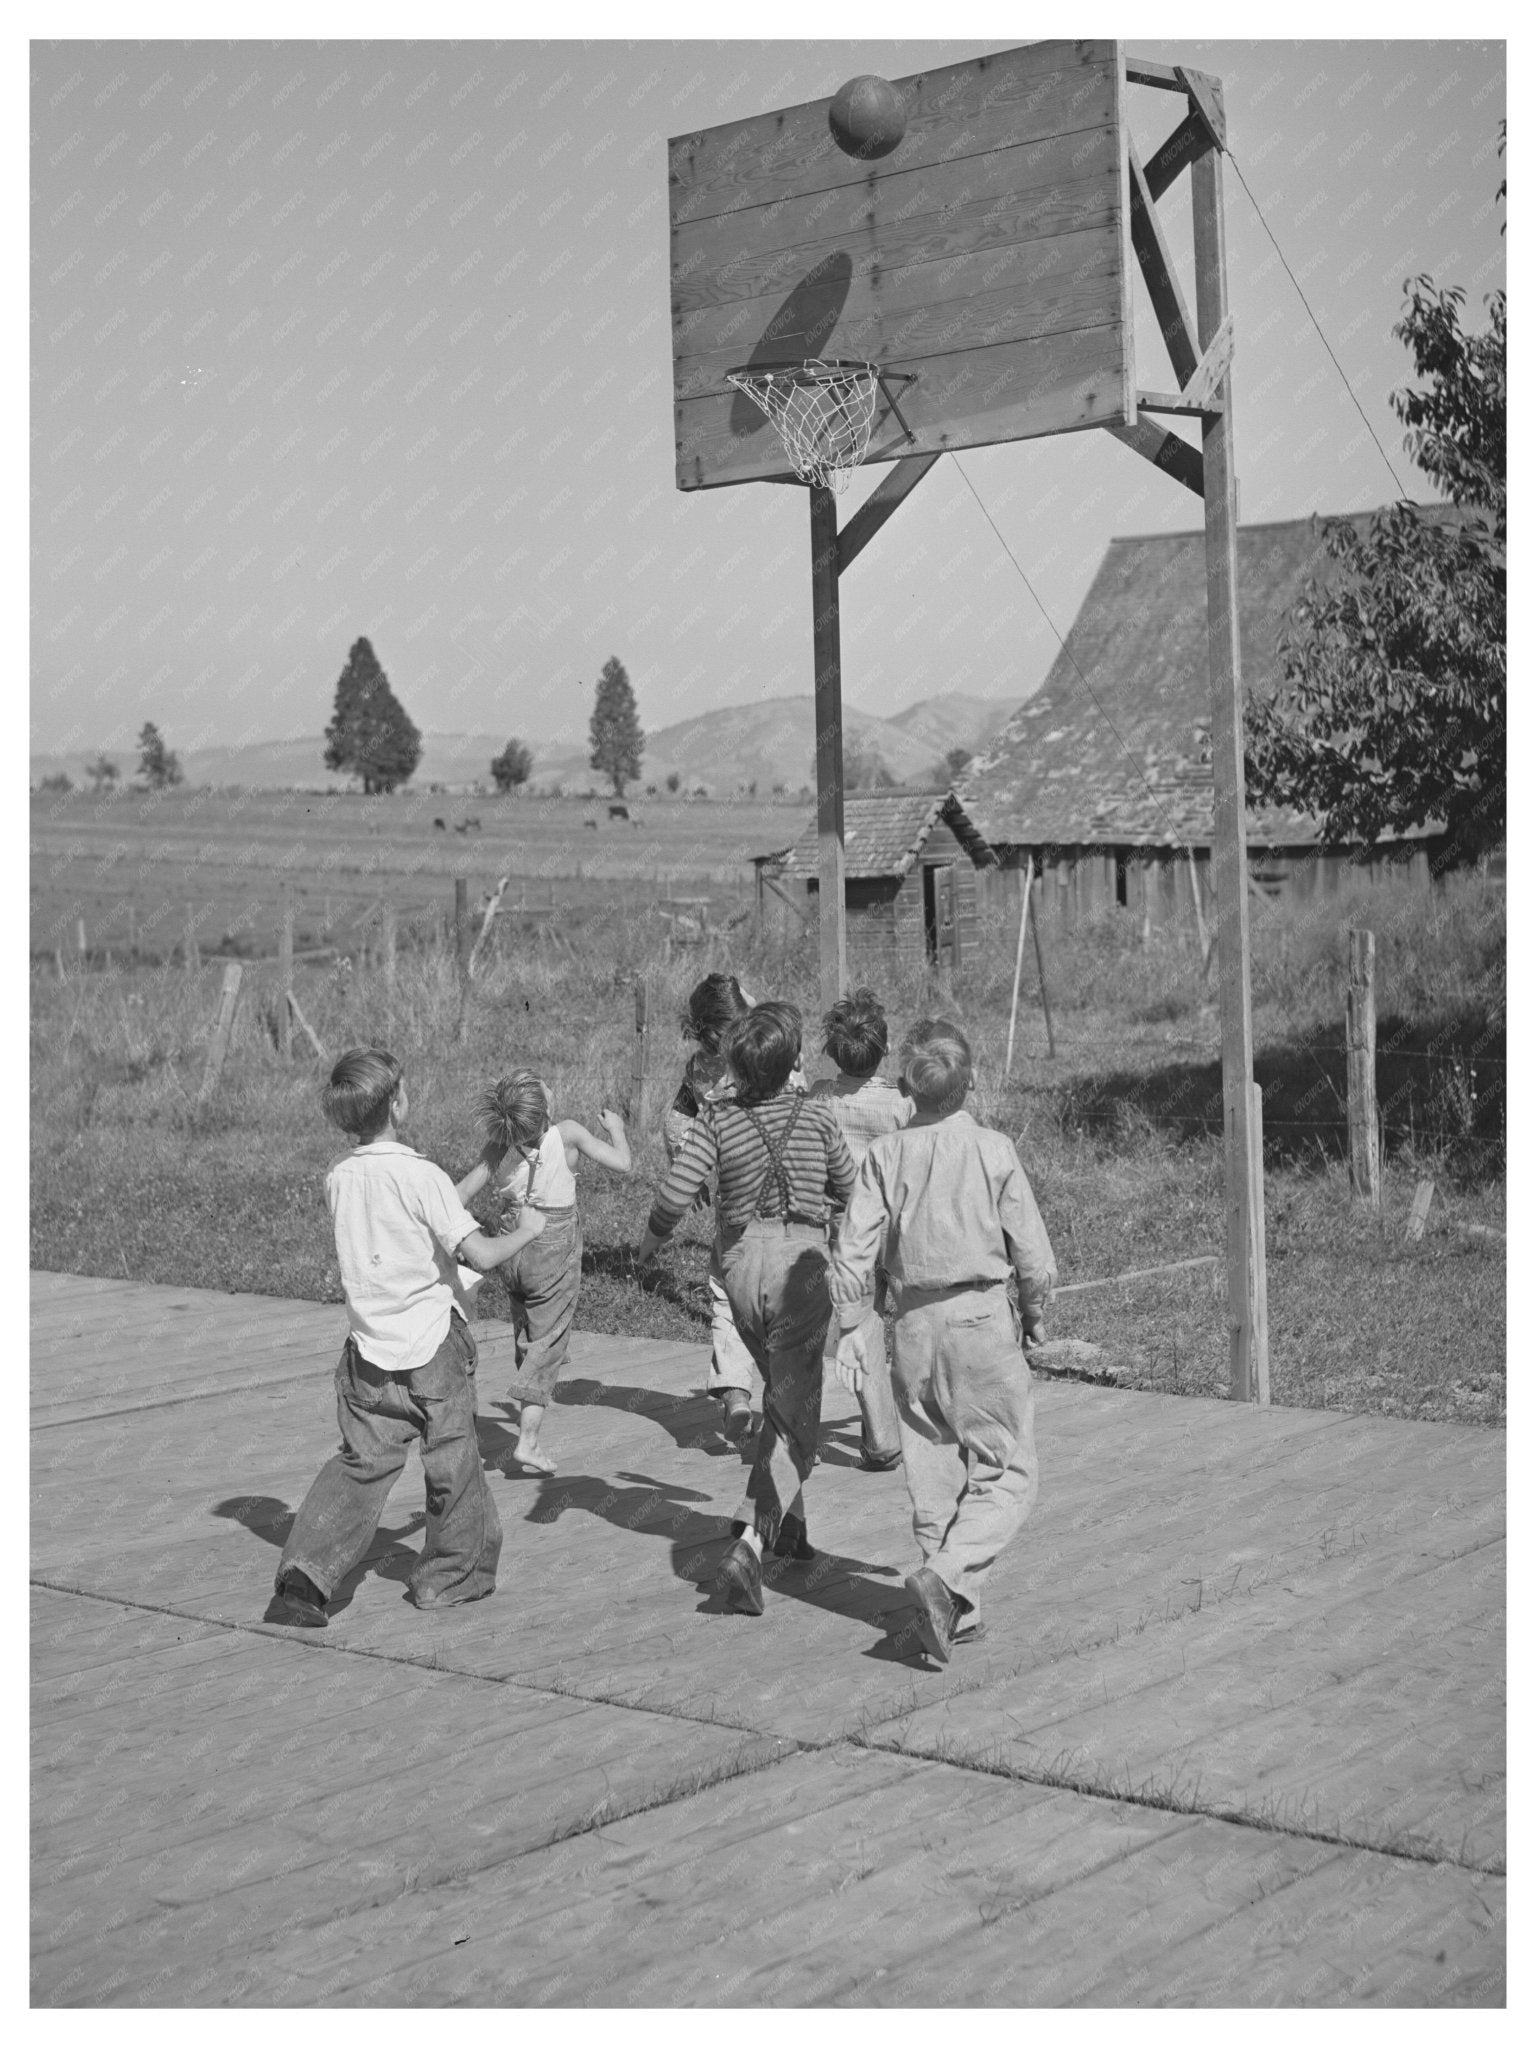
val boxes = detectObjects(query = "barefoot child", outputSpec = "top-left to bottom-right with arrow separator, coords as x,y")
457,1070 -> 631,1474
831,1018 -> 1056,1664
267,1048 -> 546,1630
663,972 -> 759,1441
638,1003 -> 855,1616
810,987 -> 914,1474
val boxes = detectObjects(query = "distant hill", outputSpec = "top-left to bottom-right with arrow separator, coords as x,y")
30,691 -> 1019,795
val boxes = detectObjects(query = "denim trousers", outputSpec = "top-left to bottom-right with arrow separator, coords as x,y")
277,1314 -> 502,1608
890,1283 -> 1039,1626
719,1218 -> 831,1546
502,1205 -> 581,1407
705,1244 -> 761,1400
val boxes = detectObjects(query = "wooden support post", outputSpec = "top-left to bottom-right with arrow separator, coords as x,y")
810,483 -> 846,1012
1346,928 -> 1380,1207
76,917 -> 87,964
1186,844 -> 1212,976
1004,855 -> 1034,1077
1405,1178 -> 1435,1244
382,899 -> 397,999
277,887 -> 293,1059
632,977 -> 650,1137
1248,1080 -> 1269,1403
454,878 -> 471,980
1192,141 -> 1267,1402
197,963 -> 244,1110
467,874 -> 510,979
185,904 -> 199,976
127,901 -> 138,966
1030,874 -> 1057,1059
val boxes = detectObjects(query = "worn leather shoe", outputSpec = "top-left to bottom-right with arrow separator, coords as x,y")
716,1538 -> 765,1615
266,1568 -> 327,1629
904,1567 -> 958,1665
720,1390 -> 753,1444
729,1514 -> 814,1561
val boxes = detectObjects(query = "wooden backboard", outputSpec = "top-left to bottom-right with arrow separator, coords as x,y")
670,39 -> 1134,491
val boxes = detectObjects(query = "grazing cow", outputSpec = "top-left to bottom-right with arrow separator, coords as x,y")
608,802 -> 629,821
583,817 -> 598,830
433,818 -> 446,830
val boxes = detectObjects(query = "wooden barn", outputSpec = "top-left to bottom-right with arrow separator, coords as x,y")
961,509 -> 1451,933
771,790 -> 995,974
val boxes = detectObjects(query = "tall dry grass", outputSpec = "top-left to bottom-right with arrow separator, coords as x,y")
30,867 -> 1504,1423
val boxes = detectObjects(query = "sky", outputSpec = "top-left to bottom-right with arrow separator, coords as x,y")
29,15 -> 1507,764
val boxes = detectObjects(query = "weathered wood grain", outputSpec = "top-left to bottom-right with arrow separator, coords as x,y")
669,43 -> 1120,220
677,323 -> 1129,489
32,1276 -> 1505,2005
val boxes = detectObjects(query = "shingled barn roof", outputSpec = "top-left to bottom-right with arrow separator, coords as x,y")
961,509 -> 1457,850
777,789 -> 994,880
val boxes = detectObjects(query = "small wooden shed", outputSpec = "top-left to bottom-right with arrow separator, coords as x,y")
774,789 -> 995,974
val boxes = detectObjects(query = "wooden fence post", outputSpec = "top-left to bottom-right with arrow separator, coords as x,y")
1004,855 -> 1035,1078
1186,846 -> 1211,976
127,901 -> 138,967
454,878 -> 471,979
197,963 -> 243,1109
185,904 -> 199,977
632,977 -> 650,1136
277,886 -> 293,1058
76,917 -> 88,965
1405,1178 -> 1435,1244
1248,1080 -> 1269,1402
1346,928 -> 1380,1207
382,899 -> 397,1000
1030,872 -> 1057,1059
454,877 -> 472,1044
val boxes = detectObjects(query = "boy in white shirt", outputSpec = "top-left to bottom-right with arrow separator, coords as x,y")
267,1048 -> 544,1630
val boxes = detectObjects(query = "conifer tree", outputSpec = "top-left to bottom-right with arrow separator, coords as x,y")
588,655 -> 643,798
323,637 -> 422,793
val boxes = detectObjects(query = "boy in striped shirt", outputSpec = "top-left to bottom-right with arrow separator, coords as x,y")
638,1002 -> 855,1616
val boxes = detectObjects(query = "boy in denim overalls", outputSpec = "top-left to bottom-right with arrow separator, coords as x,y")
830,1018 -> 1056,1664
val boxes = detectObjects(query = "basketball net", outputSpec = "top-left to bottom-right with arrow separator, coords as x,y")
726,358 -> 880,494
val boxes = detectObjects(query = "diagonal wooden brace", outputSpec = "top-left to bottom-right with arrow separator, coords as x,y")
1136,314 -> 1235,417
1176,66 -> 1227,150
1144,109 -> 1211,201
1103,418 -> 1204,498
835,452 -> 941,575
1127,137 -> 1201,388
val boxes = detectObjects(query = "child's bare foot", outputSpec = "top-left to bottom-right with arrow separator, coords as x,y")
513,1403 -> 554,1473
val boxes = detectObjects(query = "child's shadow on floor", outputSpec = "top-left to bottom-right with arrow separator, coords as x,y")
212,1494 -> 427,1618
554,1376 -> 742,1459
524,1469 -> 903,1635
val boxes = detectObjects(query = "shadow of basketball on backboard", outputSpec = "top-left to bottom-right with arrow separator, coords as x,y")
728,251 -> 854,439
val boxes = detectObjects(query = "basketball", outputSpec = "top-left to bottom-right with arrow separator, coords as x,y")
828,74 -> 907,160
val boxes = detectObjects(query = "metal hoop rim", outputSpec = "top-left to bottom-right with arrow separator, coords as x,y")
725,357 -> 883,390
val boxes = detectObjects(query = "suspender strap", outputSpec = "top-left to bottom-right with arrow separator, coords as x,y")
738,1095 -> 805,1219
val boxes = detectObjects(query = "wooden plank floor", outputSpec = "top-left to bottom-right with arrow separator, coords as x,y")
31,1271 -> 1505,2007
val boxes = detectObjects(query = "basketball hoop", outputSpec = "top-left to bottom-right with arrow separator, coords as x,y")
726,358 -> 915,494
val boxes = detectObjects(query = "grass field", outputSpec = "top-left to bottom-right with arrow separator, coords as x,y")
29,786 -> 805,964
30,859 -> 1504,1429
